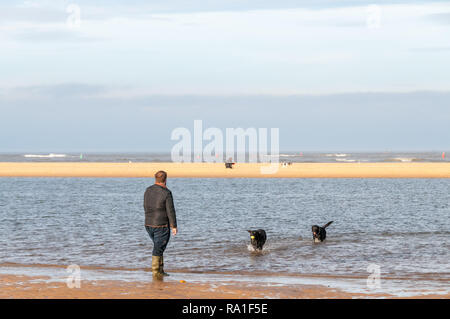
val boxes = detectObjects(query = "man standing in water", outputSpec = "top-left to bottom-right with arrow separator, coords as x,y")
144,170 -> 178,279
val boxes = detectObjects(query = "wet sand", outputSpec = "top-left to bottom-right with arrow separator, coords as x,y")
0,273 -> 357,299
0,264 -> 448,299
2,273 -> 447,299
0,162 -> 449,178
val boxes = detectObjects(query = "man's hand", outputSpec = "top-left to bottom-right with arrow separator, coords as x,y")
171,227 -> 178,236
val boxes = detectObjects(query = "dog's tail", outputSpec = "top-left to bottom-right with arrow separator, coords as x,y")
323,221 -> 333,228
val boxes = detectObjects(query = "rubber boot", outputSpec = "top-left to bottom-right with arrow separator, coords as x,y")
152,256 -> 163,279
159,256 -> 169,276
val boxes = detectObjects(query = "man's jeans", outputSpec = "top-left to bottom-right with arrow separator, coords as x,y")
145,226 -> 170,256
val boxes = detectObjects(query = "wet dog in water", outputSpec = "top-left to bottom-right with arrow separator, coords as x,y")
312,221 -> 333,242
247,229 -> 267,251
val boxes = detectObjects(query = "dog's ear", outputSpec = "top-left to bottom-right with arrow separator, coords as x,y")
247,230 -> 252,233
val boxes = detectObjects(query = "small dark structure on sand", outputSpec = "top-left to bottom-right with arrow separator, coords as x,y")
225,157 -> 235,169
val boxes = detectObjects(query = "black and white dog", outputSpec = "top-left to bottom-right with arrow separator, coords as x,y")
311,221 -> 333,243
247,229 -> 267,251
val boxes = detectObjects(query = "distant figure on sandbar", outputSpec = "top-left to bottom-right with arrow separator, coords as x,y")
225,157 -> 235,169
143,170 -> 178,279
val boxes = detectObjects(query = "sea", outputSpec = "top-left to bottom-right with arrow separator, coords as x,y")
0,152 -> 449,297
0,151 -> 448,163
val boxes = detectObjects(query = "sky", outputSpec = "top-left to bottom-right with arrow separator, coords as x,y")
0,0 -> 449,152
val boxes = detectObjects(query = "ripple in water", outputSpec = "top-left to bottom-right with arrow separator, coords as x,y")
0,177 -> 449,285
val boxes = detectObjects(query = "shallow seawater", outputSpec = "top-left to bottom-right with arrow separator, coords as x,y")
1,151 -> 448,163
0,178 -> 449,290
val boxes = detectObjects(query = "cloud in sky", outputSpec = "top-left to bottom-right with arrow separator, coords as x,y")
1,85 -> 449,152
1,1 -> 449,93
3,1 -> 450,15
409,46 -> 450,52
9,28 -> 103,43
0,1 -> 449,151
426,12 -> 450,25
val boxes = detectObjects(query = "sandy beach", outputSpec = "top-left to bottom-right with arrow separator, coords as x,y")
0,274 -> 359,299
0,265 -> 447,299
0,162 -> 449,178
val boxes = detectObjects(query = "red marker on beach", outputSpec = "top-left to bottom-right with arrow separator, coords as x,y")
442,152 -> 446,160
